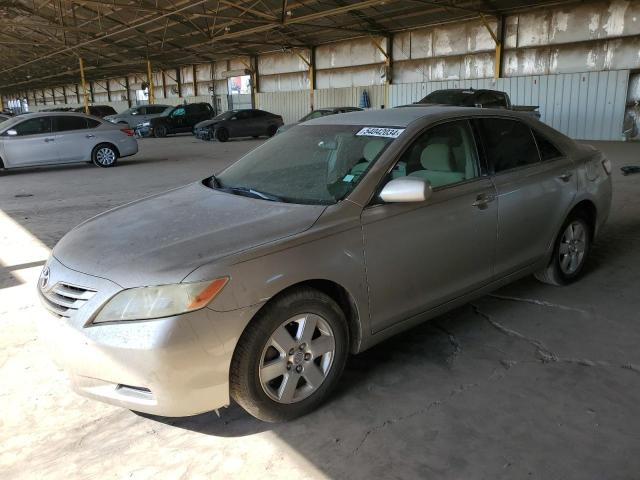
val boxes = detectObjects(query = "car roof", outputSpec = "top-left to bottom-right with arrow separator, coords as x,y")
12,111 -> 100,118
305,105 -> 530,127
426,88 -> 500,94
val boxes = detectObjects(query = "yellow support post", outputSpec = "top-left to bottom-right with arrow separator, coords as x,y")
78,57 -> 89,114
480,14 -> 502,79
147,59 -> 155,104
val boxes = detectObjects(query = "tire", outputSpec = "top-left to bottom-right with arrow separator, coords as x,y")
153,124 -> 168,138
230,287 -> 349,422
252,135 -> 260,139
92,144 -> 118,168
215,127 -> 229,142
535,212 -> 592,286
267,125 -> 278,137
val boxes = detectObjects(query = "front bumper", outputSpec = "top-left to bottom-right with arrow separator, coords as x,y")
37,256 -> 261,417
134,125 -> 152,138
194,127 -> 213,141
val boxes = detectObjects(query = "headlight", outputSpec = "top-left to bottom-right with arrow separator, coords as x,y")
140,121 -> 151,127
93,278 -> 228,324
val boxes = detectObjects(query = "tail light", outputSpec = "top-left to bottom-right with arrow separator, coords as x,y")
602,158 -> 612,175
120,128 -> 134,137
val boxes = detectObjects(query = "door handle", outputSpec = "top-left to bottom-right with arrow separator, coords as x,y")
85,134 -> 95,138
44,138 -> 55,142
558,172 -> 573,182
472,193 -> 496,210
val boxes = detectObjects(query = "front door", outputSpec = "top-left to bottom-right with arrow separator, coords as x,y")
2,116 -> 57,167
474,118 -> 577,277
361,119 -> 498,333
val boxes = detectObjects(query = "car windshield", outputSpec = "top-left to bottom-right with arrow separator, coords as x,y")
213,124 -> 399,205
419,90 -> 476,107
213,111 -> 236,121
300,110 -> 331,122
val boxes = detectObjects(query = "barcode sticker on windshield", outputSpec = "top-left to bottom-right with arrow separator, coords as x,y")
356,127 -> 405,138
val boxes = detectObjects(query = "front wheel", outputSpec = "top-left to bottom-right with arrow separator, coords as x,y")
153,124 -> 168,138
92,144 -> 118,168
535,213 -> 592,286
215,127 -> 229,142
230,288 -> 349,422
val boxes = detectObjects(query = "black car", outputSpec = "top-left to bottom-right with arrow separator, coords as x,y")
73,105 -> 118,117
276,106 -> 363,134
193,109 -> 283,142
147,103 -> 214,138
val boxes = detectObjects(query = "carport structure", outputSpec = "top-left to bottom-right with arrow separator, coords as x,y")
1,0 -> 639,140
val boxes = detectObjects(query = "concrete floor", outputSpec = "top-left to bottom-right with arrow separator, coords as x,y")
1,135 -> 639,479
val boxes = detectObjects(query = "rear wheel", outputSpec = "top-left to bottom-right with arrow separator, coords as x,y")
230,288 -> 349,422
92,144 -> 118,168
215,127 -> 229,142
535,213 -> 591,286
153,124 -> 168,138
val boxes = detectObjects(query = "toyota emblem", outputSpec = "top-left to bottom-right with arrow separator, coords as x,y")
40,266 -> 50,289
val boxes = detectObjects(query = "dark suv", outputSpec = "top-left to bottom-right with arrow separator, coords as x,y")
73,105 -> 118,118
146,103 -> 214,137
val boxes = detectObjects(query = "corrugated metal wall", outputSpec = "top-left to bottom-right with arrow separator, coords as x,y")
389,70 -> 629,140
257,90 -> 310,124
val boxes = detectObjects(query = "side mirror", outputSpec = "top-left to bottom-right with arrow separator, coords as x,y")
5,129 -> 17,136
379,177 -> 432,203
131,111 -> 138,115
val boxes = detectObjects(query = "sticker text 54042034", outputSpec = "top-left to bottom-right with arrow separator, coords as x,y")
356,127 -> 405,138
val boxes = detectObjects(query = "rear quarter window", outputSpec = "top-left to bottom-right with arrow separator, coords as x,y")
532,130 -> 564,161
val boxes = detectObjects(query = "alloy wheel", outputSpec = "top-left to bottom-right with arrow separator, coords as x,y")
258,313 -> 335,404
558,220 -> 587,275
96,147 -> 116,166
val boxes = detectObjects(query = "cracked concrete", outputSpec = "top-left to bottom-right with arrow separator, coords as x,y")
1,138 -> 639,479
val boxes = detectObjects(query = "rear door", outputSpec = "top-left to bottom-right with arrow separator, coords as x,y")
2,116 -> 57,167
474,117 -> 577,277
52,115 -> 96,163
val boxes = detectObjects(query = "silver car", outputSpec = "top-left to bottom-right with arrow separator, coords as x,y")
38,107 -> 612,422
0,112 -> 138,169
104,104 -> 172,128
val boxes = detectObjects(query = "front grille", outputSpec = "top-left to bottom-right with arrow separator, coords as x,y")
39,282 -> 96,318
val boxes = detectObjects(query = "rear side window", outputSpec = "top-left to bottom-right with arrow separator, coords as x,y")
13,117 -> 52,136
475,118 -> 539,173
53,116 -> 88,132
533,130 -> 563,161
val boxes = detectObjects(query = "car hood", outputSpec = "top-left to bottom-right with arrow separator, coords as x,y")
53,182 -> 326,288
277,122 -> 299,134
195,119 -> 219,128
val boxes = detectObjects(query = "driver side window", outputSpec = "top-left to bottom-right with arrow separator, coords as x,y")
396,120 -> 480,189
172,107 -> 185,117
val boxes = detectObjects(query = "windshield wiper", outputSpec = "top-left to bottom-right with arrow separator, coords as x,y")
225,186 -> 286,202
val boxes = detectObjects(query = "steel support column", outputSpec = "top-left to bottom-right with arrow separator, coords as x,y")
192,64 -> 198,97
78,57 -> 89,114
147,60 -> 155,104
176,68 -> 182,98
